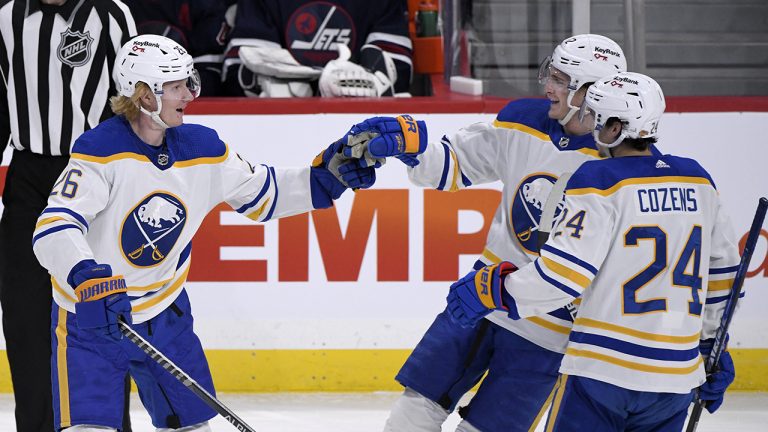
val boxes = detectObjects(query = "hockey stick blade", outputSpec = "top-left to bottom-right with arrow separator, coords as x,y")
118,319 -> 258,432
685,197 -> 768,432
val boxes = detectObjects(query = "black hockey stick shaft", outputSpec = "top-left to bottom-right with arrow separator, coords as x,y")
686,197 -> 768,432
119,320 -> 258,432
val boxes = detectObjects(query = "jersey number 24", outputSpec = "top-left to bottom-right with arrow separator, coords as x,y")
623,225 -> 703,316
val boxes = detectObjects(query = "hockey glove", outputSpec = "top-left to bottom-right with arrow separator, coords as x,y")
698,337 -> 736,413
345,115 -> 428,167
310,128 -> 384,208
447,261 -> 518,328
72,263 -> 131,342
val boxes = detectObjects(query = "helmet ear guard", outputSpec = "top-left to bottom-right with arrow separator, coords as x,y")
583,72 -> 666,148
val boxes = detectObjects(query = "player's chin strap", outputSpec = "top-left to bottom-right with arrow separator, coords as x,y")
592,129 -> 627,157
558,91 -> 581,126
139,93 -> 170,130
593,127 -> 626,157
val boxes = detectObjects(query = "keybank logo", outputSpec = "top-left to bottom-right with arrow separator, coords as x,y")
594,46 -> 621,57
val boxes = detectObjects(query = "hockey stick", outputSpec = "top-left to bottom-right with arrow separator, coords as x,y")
685,196 -> 768,432
537,172 -> 573,252
118,320 -> 258,432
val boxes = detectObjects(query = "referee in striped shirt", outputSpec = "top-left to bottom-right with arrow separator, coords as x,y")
0,1 -> 135,430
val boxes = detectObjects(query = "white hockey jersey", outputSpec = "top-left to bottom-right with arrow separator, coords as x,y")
33,116 -> 318,323
503,155 -> 741,393
409,99 -> 598,353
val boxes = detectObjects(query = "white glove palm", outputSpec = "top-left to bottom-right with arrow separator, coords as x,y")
319,45 -> 394,97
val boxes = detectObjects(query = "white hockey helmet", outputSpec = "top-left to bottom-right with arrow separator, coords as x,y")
538,34 -> 627,125
114,35 -> 200,128
114,34 -> 200,98
579,72 -> 666,148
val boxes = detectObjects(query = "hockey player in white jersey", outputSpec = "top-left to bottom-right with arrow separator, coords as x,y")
368,35 -> 629,432
448,72 -> 740,431
31,34 -> 426,431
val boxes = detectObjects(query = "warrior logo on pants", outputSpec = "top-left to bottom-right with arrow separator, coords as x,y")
120,192 -> 187,267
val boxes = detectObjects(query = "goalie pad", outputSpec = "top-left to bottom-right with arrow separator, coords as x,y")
319,44 -> 396,97
256,76 -> 314,98
238,46 -> 321,80
238,46 -> 320,97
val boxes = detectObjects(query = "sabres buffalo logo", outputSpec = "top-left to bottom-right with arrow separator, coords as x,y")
121,192 -> 187,267
510,173 -> 563,255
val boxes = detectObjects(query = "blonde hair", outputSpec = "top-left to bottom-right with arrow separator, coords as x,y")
109,82 -> 153,122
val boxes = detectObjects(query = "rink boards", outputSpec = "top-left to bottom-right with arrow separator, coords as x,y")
0,105 -> 766,392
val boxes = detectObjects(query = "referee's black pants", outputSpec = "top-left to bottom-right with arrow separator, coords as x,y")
0,150 -> 132,432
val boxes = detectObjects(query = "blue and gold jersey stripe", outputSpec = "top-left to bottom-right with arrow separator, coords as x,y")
534,259 -> 582,298
174,145 -> 229,167
35,216 -> 65,230
541,244 -> 598,276
527,316 -> 572,335
52,278 -> 77,303
567,176 -> 714,197
708,278 -> 735,292
566,348 -> 703,375
41,207 -> 89,229
493,118 -> 600,157
237,164 -> 273,214
131,265 -> 190,313
493,119 -> 552,142
71,145 -> 229,167
569,331 -> 700,362
481,248 -> 502,264
574,317 -> 700,344
71,152 -> 150,164
710,265 -> 739,275
32,224 -> 83,246
55,307 -> 71,427
541,257 -> 592,289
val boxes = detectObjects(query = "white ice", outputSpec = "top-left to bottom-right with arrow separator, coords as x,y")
1,392 -> 764,431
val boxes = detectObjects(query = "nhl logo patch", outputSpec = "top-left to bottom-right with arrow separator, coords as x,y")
57,29 -> 93,67
558,137 -> 570,148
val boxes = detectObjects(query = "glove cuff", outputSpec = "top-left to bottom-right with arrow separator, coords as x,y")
309,166 -> 346,209
473,263 -> 509,311
395,115 -> 427,154
75,275 -> 128,302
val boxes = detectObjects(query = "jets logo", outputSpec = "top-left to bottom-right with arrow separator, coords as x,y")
121,192 -> 187,267
286,2 -> 356,66
57,29 -> 93,67
509,173 -> 563,254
